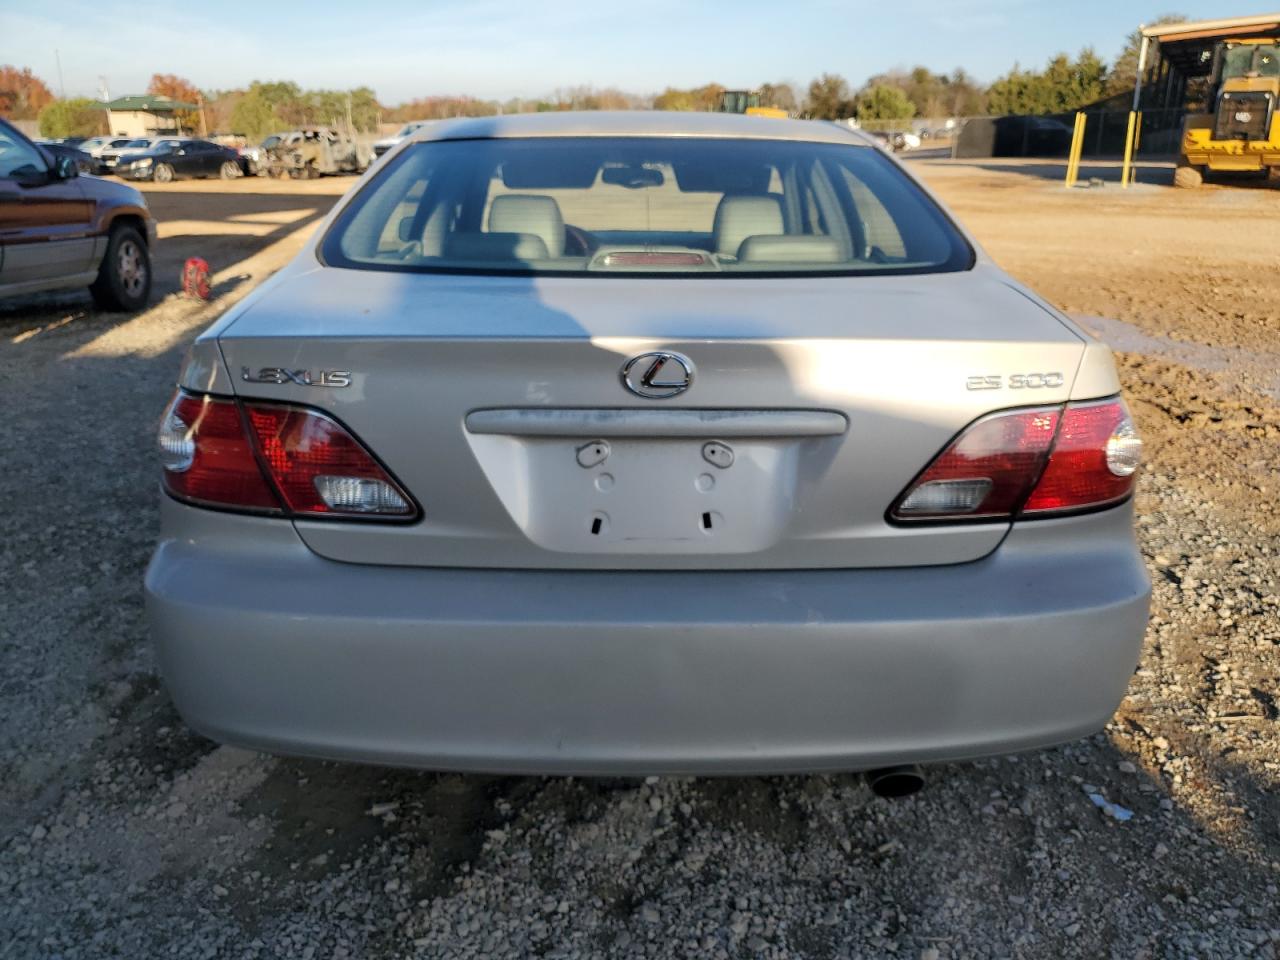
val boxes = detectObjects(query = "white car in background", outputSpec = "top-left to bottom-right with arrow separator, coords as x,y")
372,120 -> 434,158
100,137 -> 161,172
891,131 -> 923,152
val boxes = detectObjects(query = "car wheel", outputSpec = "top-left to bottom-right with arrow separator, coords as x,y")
220,160 -> 240,180
153,163 -> 174,184
89,224 -> 151,312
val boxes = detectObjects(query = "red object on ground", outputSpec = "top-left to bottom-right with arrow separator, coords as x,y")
181,257 -> 211,300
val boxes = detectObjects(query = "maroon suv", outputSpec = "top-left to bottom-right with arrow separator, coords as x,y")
0,118 -> 157,311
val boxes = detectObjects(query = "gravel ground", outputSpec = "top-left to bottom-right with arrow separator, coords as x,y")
2,165 -> 1278,959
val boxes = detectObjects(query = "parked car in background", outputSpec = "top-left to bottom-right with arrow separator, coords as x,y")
207,133 -> 262,176
1,118 -> 155,311
895,131 -> 923,151
117,139 -> 242,182
372,120 -> 434,158
237,135 -> 281,176
99,137 -> 157,172
77,136 -> 118,157
262,127 -> 370,178
36,141 -> 96,175
114,138 -> 186,172
147,111 -> 1149,777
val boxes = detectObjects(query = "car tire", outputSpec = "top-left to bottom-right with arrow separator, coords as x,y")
153,163 -> 174,184
1173,164 -> 1203,189
220,161 -> 240,180
89,224 -> 151,312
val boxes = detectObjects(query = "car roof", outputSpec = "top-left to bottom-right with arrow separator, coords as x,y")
409,110 -> 872,146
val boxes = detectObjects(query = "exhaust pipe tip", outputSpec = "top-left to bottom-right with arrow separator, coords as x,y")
865,764 -> 925,798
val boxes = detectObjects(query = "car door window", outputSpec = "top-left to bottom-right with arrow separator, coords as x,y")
0,128 -> 49,179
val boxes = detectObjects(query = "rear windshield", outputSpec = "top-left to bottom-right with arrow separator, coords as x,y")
321,136 -> 972,277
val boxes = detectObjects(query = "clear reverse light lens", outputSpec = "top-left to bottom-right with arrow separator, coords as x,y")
1105,420 -> 1142,477
157,410 -> 195,473
313,476 -> 410,514
897,478 -> 994,515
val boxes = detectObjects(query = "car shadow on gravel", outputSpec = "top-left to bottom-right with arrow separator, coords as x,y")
137,719 -> 1272,958
934,159 -> 1178,187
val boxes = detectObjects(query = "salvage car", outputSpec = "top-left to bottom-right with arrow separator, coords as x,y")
262,127 -> 370,178
1,118 -> 155,310
117,138 -> 241,182
147,112 -> 1150,777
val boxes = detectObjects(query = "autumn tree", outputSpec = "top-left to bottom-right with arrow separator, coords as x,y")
147,73 -> 204,130
804,73 -> 854,119
757,82 -> 798,113
653,87 -> 697,111
386,96 -> 498,122
653,83 -> 724,112
229,90 -> 278,139
0,65 -> 55,120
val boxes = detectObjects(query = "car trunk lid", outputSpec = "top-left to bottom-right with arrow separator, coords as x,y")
216,265 -> 1085,569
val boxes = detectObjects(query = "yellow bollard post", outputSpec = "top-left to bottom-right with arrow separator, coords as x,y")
1120,110 -> 1138,188
1072,112 -> 1085,184
1065,112 -> 1085,188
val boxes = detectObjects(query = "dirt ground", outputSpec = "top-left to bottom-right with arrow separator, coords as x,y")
1,161 -> 1279,959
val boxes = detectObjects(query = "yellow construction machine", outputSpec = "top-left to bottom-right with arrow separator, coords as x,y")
717,90 -> 789,119
1178,37 -> 1280,186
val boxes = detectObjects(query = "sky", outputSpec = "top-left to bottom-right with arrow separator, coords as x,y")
1,0 -> 1269,104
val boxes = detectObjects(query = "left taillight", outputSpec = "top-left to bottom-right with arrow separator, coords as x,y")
157,391 -> 416,520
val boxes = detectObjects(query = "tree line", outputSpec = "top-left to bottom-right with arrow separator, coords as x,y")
0,21 -> 1178,139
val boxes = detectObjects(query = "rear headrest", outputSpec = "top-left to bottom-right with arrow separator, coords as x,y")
489,194 -> 565,258
713,195 -> 783,258
736,235 -> 846,264
444,232 -> 550,262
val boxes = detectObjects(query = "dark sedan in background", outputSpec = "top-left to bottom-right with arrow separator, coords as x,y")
117,139 -> 242,182
36,141 -> 97,175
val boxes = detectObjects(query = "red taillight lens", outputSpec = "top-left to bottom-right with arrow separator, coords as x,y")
160,393 -> 281,511
242,404 -> 413,517
158,392 -> 415,520
1022,398 -> 1139,514
891,406 -> 1060,521
890,397 -> 1140,523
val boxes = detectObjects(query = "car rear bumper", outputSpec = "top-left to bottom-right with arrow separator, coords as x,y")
146,499 -> 1150,775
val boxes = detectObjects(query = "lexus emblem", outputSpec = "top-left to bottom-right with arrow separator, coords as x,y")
621,352 -> 694,399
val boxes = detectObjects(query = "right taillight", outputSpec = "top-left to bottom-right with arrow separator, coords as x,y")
890,397 -> 1140,523
157,391 -> 416,521
1021,397 -> 1141,515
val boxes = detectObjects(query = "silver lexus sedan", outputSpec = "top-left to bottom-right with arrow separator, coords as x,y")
145,112 -> 1150,776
